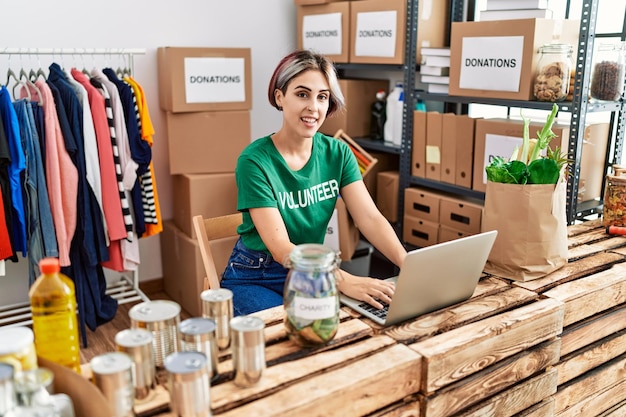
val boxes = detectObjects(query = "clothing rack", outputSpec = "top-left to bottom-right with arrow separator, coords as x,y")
0,47 -> 149,328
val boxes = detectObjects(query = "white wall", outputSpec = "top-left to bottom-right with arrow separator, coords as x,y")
0,0 -> 297,305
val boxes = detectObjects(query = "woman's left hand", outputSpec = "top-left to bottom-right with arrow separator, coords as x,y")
336,270 -> 395,310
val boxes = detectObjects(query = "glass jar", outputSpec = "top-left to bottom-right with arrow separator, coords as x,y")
533,43 -> 573,102
0,327 -> 38,372
283,244 -> 340,347
590,42 -> 626,102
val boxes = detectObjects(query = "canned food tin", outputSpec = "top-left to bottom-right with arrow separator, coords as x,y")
201,289 -> 233,350
0,363 -> 14,415
0,327 -> 38,372
178,318 -> 219,381
164,351 -> 211,417
115,328 -> 156,400
230,316 -> 266,387
129,300 -> 181,367
90,352 -> 134,417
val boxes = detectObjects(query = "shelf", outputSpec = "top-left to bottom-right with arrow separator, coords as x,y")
414,91 -> 624,113
335,63 -> 409,72
353,137 -> 402,154
409,176 -> 485,201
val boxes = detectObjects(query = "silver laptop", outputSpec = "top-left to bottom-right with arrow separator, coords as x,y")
340,230 -> 497,326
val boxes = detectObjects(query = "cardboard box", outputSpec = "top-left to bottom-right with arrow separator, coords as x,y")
439,195 -> 483,234
412,110 -> 427,177
453,114 -> 477,189
376,171 -> 399,222
166,110 -> 250,175
297,2 -> 351,63
173,173 -> 238,238
294,0 -> 346,4
438,225 -> 472,244
472,119 -> 608,195
161,221 -> 239,317
363,151 -> 399,198
440,113 -> 457,185
404,187 -> 440,223
349,0 -> 405,64
426,111 -> 443,180
324,197 -> 359,261
403,215 -> 438,247
449,19 -> 580,100
157,47 -> 252,113
339,239 -> 373,276
320,78 -> 389,136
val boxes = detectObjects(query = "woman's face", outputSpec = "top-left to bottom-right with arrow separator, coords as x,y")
275,69 -> 330,138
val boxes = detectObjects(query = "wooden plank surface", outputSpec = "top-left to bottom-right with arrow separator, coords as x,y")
454,368 -> 558,417
214,344 -> 422,417
211,335 -> 397,413
515,398 -> 556,417
410,298 -> 563,393
384,286 -> 537,344
512,252 -> 625,293
368,398 -> 421,417
554,353 -> 626,416
555,329 -> 626,385
542,264 -> 626,327
560,304 -> 626,356
421,339 -> 561,417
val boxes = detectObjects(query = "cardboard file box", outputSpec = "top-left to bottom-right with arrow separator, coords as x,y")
404,187 -> 440,223
412,110 -> 427,178
425,111 -> 443,181
449,19 -> 580,100
173,173 -> 238,238
165,110 -> 250,175
403,216 -> 438,247
320,78 -> 389,137
157,47 -> 252,113
439,196 -> 483,234
297,2 -> 351,63
438,225 -> 472,244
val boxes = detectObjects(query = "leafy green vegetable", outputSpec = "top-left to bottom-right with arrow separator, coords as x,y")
485,103 -> 565,185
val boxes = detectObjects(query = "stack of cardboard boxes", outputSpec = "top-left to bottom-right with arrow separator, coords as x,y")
157,47 -> 252,316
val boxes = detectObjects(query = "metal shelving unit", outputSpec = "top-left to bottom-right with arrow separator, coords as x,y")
356,0 -> 626,229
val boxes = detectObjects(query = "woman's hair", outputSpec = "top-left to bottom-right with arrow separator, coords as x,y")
268,49 -> 345,117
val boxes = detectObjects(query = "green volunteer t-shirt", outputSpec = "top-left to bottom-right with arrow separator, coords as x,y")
236,132 -> 362,254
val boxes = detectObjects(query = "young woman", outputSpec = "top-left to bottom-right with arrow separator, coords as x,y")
221,49 -> 407,316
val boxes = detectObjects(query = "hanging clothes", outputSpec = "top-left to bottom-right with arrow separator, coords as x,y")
0,114 -> 16,261
47,63 -> 116,345
90,69 -> 140,272
34,79 -> 78,267
13,99 -> 58,283
124,76 -> 162,237
103,68 -> 150,238
0,86 -> 26,257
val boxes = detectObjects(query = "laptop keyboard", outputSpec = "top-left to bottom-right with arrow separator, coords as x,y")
358,301 -> 389,319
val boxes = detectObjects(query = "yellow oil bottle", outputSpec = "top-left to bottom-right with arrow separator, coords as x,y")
29,257 -> 81,373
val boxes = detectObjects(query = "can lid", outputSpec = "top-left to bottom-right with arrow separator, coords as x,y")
0,326 -> 34,355
229,316 -> 265,332
200,288 -> 233,302
115,328 -> 153,348
178,317 -> 216,336
39,257 -> 60,274
90,352 -> 133,374
164,351 -> 207,374
129,300 -> 181,322
0,363 -> 14,381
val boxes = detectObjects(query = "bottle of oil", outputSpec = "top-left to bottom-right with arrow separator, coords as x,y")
29,257 -> 81,373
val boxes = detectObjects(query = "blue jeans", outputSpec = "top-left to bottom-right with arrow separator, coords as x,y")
221,238 -> 288,316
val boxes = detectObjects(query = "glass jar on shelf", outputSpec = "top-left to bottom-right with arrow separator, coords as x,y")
590,42 -> 626,102
283,244 -> 340,347
533,43 -> 573,102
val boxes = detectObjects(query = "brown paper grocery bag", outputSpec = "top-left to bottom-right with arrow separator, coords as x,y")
481,180 -> 568,281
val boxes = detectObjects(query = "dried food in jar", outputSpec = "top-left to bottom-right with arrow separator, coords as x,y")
534,61 -> 569,102
590,60 -> 625,101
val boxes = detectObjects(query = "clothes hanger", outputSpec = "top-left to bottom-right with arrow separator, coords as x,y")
13,67 -> 32,101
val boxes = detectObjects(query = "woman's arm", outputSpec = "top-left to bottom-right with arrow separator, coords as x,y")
249,206 -> 296,266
